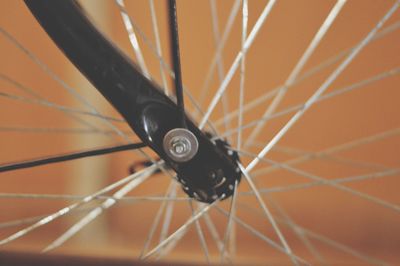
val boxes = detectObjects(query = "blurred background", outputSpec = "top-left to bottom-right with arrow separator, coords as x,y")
0,0 -> 399,264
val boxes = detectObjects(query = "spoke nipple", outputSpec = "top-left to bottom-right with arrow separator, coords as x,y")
193,192 -> 201,200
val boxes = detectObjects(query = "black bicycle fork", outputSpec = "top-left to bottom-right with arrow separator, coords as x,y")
24,0 -> 241,203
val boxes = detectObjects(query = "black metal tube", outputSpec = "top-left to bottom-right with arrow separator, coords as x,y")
0,143 -> 146,173
168,0 -> 186,128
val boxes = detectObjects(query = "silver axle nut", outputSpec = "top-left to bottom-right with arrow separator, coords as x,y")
163,128 -> 199,162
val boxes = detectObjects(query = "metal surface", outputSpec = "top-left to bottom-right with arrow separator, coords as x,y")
163,128 -> 198,162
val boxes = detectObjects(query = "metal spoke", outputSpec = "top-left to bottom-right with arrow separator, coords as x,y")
197,0 -> 241,109
209,0 -> 232,141
0,165 -> 158,246
242,168 -> 400,196
238,163 -> 298,265
149,0 -> 170,95
245,1 -> 400,172
199,0 -> 278,129
238,202 -> 388,265
0,142 -> 146,173
266,197 -> 327,265
0,193 -> 190,202
221,65 -> 400,141
202,212 -> 231,261
252,127 -> 400,178
213,20 -> 400,128
142,199 -> 220,260
0,28 -> 128,138
159,184 -> 178,245
215,206 -> 308,265
189,201 -> 210,264
0,206 -> 95,230
244,0 -> 347,147
167,0 -> 186,128
114,0 -> 150,78
42,168 -> 152,252
241,150 -> 400,212
220,180 -> 238,263
0,90 -> 123,122
1,73 -> 104,132
300,226 -> 388,266
237,0 -> 248,150
0,126 -> 131,136
250,143 -> 391,172
140,181 -> 178,258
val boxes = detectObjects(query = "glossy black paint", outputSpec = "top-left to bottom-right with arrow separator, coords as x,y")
24,0 -> 241,203
167,0 -> 186,128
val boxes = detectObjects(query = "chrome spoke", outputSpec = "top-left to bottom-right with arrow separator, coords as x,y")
266,198 -> 327,265
252,127 -> 400,177
189,201 -> 210,264
301,226 -> 388,266
0,165 -> 158,246
241,150 -> 400,212
197,0 -> 241,108
0,207 -> 94,230
154,227 -> 187,260
220,180 -> 238,263
246,1 -> 400,172
215,206 -> 308,265
1,73 -> 104,131
0,193 -> 189,202
238,202 -> 388,265
244,0 -> 347,147
0,87 -> 123,122
0,126 -> 131,136
220,66 -> 400,140
42,168 -> 152,252
142,200 -> 220,260
298,20 -> 400,85
238,163 -> 298,265
115,0 -> 150,78
250,143 -> 391,171
158,183 -> 178,253
236,0 -> 248,150
213,21 -> 400,129
140,181 -> 178,258
0,28 -> 129,138
202,212 -> 230,261
243,168 -> 400,196
209,0 -> 232,141
149,0 -> 170,95
200,0 -> 278,129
